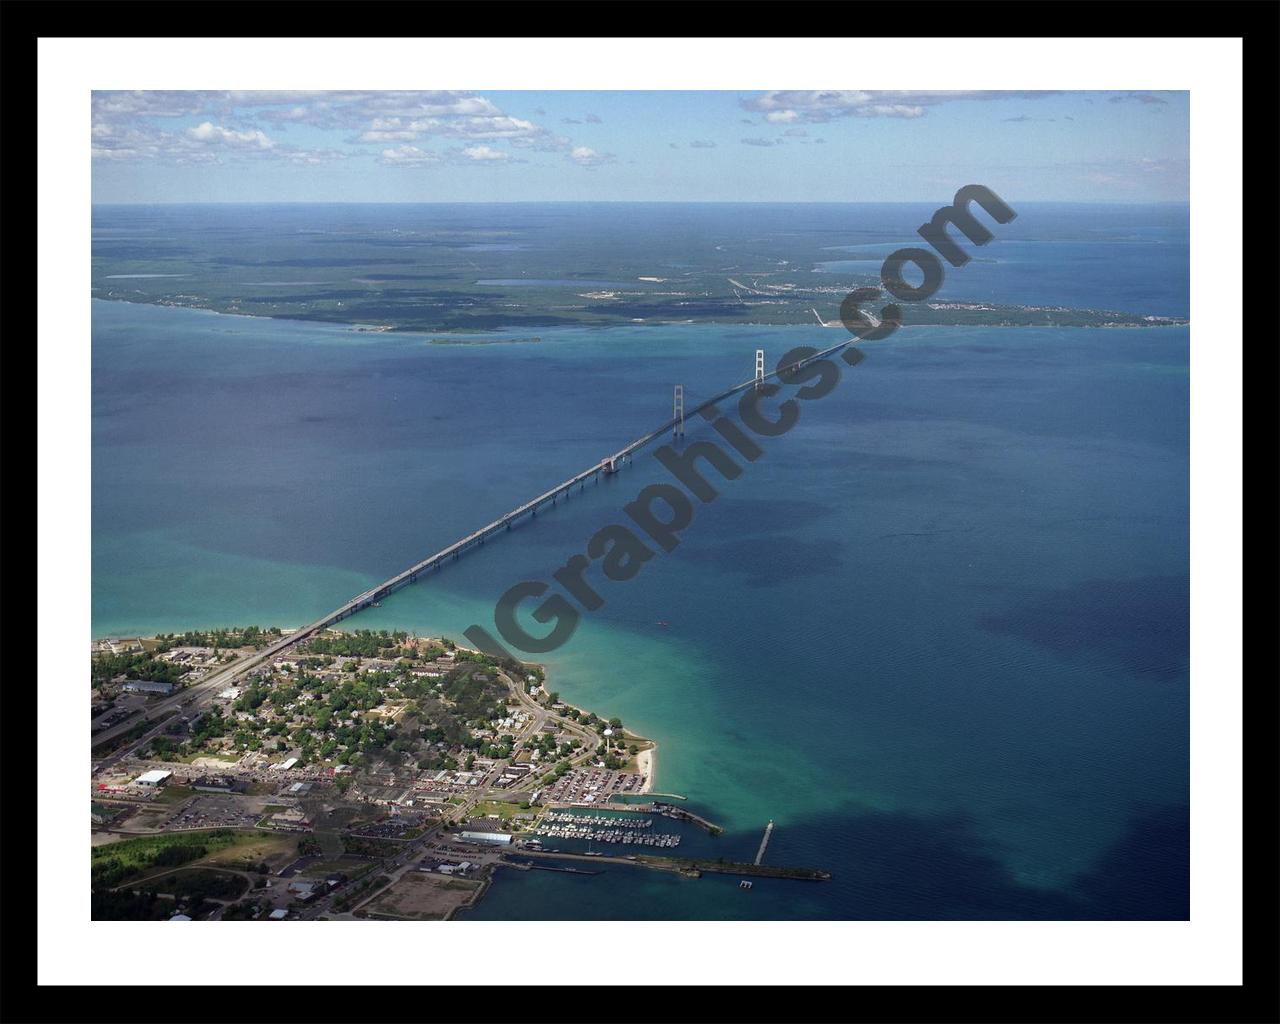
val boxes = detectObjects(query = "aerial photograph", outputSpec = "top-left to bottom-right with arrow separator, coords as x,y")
89,89 -> 1190,923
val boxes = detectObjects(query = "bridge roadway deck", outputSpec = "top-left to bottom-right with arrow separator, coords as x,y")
93,339 -> 856,763
220,338 -> 854,660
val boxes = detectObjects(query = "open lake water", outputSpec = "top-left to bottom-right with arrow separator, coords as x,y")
93,204 -> 1188,919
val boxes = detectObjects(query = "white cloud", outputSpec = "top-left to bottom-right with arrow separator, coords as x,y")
378,145 -> 439,167
90,90 -> 605,168
461,145 -> 509,162
569,146 -> 615,166
742,90 -> 1059,123
188,122 -> 275,150
92,117 -> 343,166
357,113 -> 542,145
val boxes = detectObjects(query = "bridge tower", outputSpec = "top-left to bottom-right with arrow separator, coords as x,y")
673,384 -> 685,441
755,349 -> 765,388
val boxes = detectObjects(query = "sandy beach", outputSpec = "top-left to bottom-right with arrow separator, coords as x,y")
637,746 -> 655,793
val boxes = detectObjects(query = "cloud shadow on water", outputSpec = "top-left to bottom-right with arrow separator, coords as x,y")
979,575 -> 1189,681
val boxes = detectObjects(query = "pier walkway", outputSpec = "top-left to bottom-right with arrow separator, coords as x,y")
755,820 -> 775,865
516,849 -> 830,882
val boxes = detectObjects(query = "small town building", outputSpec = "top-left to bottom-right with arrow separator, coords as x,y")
286,880 -> 322,901
270,807 -> 312,830
459,831 -> 512,845
192,775 -> 240,793
123,680 -> 176,696
135,769 -> 173,788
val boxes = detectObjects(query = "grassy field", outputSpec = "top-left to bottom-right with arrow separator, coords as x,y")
92,829 -> 243,888
471,800 -> 530,822
200,832 -> 298,872
294,857 -> 376,881
92,827 -> 302,891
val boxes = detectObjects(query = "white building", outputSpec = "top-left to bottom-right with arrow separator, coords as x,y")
135,769 -> 173,788
459,831 -> 512,845
123,680 -> 176,695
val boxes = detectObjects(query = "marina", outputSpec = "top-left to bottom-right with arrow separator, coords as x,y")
542,811 -> 653,829
533,811 -> 681,847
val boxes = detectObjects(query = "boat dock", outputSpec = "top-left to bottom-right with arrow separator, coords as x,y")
543,811 -> 652,829
645,801 -> 724,835
534,821 -> 681,848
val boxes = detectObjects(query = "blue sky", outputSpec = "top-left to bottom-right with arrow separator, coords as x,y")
91,90 -> 1189,204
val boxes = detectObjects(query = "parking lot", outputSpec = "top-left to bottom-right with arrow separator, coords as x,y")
541,767 -> 645,805
160,794 -> 264,830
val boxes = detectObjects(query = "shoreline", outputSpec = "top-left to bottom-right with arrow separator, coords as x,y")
91,295 -> 1188,336
636,746 -> 655,794
537,688 -> 658,792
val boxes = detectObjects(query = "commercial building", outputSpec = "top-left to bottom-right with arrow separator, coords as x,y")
459,831 -> 512,845
192,775 -> 241,793
135,769 -> 173,788
123,680 -> 176,696
270,806 -> 311,830
286,879 -> 323,902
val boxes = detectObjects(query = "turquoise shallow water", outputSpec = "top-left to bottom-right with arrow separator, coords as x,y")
93,237 -> 1188,919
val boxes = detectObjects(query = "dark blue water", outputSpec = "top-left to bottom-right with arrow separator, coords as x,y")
92,204 -> 1189,920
